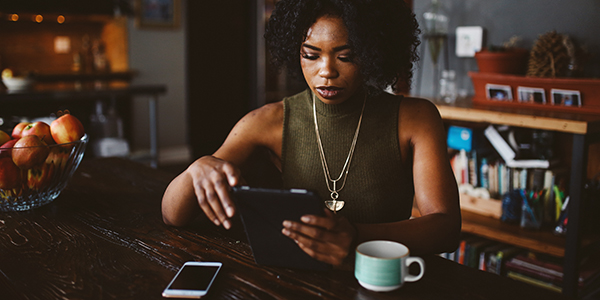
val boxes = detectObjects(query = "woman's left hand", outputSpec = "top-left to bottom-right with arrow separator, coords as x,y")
282,209 -> 357,266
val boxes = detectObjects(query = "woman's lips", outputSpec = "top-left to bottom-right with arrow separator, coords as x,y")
316,87 -> 342,99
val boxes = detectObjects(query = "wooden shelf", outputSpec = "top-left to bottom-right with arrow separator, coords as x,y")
461,210 -> 566,257
434,98 -> 600,134
461,210 -> 599,258
33,71 -> 138,83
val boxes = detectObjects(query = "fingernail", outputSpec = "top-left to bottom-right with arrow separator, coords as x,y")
301,216 -> 311,222
224,220 -> 231,230
282,220 -> 291,228
213,219 -> 220,226
282,228 -> 290,236
226,206 -> 234,218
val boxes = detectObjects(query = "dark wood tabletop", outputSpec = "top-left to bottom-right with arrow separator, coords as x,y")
0,158 -> 570,300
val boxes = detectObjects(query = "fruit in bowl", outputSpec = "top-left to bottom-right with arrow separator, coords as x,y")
0,113 -> 88,211
2,68 -> 35,91
12,135 -> 50,169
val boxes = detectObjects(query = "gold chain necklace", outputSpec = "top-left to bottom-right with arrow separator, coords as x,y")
312,92 -> 366,213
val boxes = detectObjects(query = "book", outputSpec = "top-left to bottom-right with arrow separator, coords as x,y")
484,125 -> 551,169
457,239 -> 468,265
488,246 -> 522,275
466,239 -> 494,268
480,244 -> 507,272
507,271 -> 562,293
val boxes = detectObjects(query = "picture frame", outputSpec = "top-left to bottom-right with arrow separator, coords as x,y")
551,88 -> 582,107
134,0 -> 181,29
517,86 -> 546,104
486,84 -> 513,101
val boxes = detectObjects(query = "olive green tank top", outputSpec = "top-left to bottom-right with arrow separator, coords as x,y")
281,89 -> 414,224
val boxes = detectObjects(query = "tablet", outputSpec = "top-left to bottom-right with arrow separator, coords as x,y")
231,186 -> 331,270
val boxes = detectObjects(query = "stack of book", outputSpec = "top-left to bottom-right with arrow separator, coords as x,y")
439,235 -> 523,276
440,235 -> 600,296
505,253 -> 600,295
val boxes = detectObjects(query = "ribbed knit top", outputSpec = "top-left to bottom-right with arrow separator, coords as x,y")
281,89 -> 414,224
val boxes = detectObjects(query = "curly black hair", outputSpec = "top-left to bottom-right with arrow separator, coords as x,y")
264,0 -> 420,94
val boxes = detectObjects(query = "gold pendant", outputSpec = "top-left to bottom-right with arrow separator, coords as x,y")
325,199 -> 345,212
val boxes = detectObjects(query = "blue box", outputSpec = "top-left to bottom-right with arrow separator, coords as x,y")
447,126 -> 473,152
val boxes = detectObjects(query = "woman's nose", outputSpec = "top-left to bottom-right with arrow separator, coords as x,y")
318,58 -> 339,78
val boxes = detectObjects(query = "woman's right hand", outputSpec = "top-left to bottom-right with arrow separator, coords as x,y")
187,155 -> 242,229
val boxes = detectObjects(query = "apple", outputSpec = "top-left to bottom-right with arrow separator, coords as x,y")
0,130 -> 10,146
0,139 -> 18,158
12,135 -> 50,169
0,157 -> 21,190
27,163 -> 55,190
11,122 -> 31,139
50,114 -> 85,144
22,121 -> 54,145
2,68 -> 13,79
45,145 -> 71,172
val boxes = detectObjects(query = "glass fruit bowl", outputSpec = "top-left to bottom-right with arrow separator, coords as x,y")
0,134 -> 88,211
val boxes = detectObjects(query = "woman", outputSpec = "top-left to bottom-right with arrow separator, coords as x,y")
162,0 -> 461,266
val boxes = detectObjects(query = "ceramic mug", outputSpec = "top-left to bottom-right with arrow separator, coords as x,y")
355,240 -> 425,292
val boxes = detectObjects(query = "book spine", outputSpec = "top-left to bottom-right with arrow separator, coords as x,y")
458,240 -> 467,265
507,271 -> 562,293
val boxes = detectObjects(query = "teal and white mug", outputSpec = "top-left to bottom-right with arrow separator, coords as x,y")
355,240 -> 425,292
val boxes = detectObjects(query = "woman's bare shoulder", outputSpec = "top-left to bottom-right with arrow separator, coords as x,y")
232,101 -> 284,150
399,97 -> 442,123
236,101 -> 284,131
215,101 -> 284,163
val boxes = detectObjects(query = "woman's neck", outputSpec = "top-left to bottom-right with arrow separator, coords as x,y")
313,90 -> 365,117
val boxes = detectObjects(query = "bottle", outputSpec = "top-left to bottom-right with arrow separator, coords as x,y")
440,70 -> 457,104
90,100 -> 130,158
92,39 -> 109,72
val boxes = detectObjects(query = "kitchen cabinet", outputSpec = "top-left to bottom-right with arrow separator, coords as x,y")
0,83 -> 166,167
436,98 -> 600,298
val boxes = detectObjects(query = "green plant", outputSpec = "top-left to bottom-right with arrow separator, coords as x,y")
487,36 -> 522,52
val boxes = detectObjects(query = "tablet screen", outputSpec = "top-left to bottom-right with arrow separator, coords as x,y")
232,186 -> 331,270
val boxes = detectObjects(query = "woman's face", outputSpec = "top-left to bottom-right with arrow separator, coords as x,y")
301,15 -> 362,105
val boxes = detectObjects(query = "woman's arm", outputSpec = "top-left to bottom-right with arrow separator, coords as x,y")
161,102 -> 283,228
357,98 -> 461,254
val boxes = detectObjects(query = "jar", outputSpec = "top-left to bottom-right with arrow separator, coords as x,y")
440,70 -> 457,104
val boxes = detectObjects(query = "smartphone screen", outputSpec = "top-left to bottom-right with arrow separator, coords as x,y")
162,262 -> 222,298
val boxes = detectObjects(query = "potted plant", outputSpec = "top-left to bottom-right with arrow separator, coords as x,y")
475,36 -> 529,75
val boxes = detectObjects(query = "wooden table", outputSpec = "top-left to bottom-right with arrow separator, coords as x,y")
0,158 -> 569,300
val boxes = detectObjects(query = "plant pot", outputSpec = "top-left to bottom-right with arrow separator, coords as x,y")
475,48 -> 529,75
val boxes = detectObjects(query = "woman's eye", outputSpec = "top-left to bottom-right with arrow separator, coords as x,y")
301,53 -> 318,60
339,56 -> 352,62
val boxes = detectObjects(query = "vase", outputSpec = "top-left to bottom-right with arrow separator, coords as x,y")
475,48 -> 529,75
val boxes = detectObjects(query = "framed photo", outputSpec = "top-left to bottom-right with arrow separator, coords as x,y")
517,86 -> 546,104
486,84 -> 513,101
551,89 -> 582,107
135,0 -> 181,29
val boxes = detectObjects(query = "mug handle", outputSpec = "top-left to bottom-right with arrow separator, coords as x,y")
404,257 -> 425,282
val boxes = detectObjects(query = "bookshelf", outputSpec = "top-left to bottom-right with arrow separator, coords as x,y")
462,210 -> 598,257
435,98 -> 600,298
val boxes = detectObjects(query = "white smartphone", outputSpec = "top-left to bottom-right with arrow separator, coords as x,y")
162,261 -> 222,298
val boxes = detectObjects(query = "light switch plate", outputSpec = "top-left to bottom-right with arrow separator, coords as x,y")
455,26 -> 483,57
54,36 -> 71,54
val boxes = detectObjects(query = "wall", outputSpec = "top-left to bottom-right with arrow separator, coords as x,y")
127,0 -> 190,165
412,0 -> 600,98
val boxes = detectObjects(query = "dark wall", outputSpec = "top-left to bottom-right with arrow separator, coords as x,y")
186,1 -> 253,158
0,0 -> 129,15
414,0 -> 600,98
